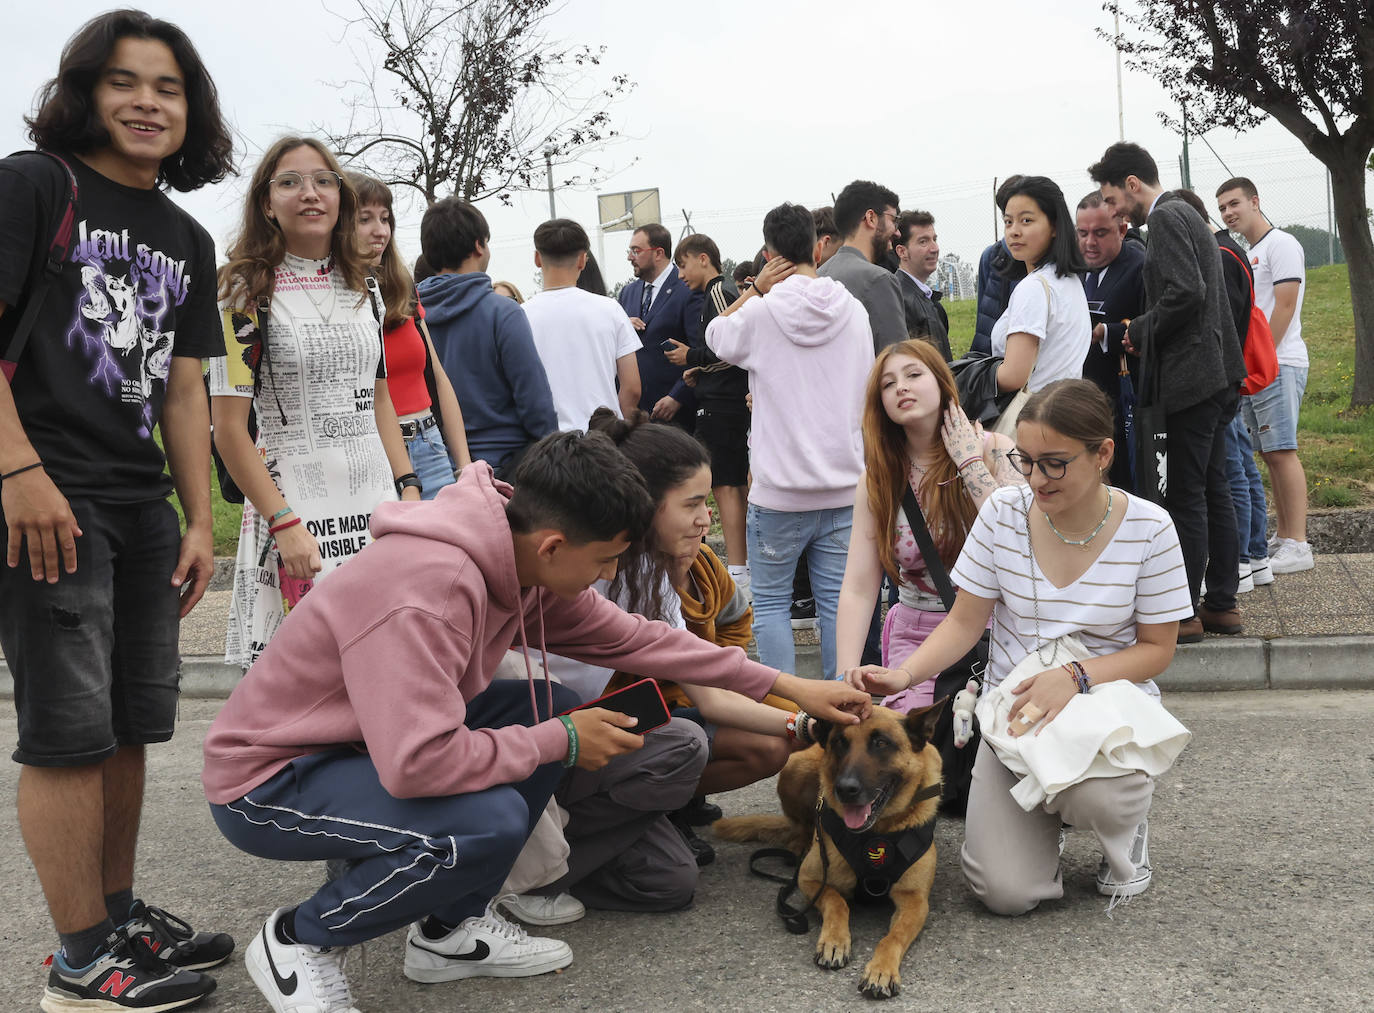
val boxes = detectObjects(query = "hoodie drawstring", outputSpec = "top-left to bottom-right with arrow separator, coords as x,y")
514,593 -> 556,724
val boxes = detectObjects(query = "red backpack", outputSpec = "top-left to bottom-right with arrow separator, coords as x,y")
1219,244 -> 1279,396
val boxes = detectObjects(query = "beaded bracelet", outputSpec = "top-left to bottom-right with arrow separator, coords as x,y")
795,710 -> 815,745
558,715 -> 579,768
270,506 -> 294,523
1062,660 -> 1092,694
268,516 -> 302,536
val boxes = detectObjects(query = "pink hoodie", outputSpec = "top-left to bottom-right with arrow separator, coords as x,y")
705,274 -> 873,511
202,464 -> 780,805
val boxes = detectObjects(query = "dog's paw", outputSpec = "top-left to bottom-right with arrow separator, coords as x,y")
814,940 -> 850,970
859,963 -> 901,1000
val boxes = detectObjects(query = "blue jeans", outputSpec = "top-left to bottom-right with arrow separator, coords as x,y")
1225,413 -> 1269,562
747,504 -> 852,679
211,680 -> 576,946
405,423 -> 457,501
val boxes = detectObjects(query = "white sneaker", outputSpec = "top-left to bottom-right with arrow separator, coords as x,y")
1096,820 -> 1152,898
501,892 -> 586,926
1267,533 -> 1282,556
403,896 -> 573,982
1237,562 -> 1254,594
245,907 -> 360,1013
1249,558 -> 1274,586
1270,539 -> 1315,575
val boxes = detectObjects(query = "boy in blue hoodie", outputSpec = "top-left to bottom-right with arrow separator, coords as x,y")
418,198 -> 558,477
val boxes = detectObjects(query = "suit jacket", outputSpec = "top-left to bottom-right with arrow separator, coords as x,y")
1132,196 -> 1246,413
617,266 -> 704,414
817,245 -> 904,352
1080,239 -> 1146,398
896,270 -> 952,361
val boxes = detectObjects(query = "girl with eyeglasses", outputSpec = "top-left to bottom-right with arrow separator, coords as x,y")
848,379 -> 1194,913
350,172 -> 471,500
209,137 -> 418,669
837,340 -> 1022,713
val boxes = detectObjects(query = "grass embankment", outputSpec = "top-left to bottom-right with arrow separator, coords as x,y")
948,263 -> 1369,508
178,264 -> 1366,556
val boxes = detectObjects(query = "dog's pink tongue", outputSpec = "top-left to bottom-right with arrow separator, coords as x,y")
843,803 -> 872,830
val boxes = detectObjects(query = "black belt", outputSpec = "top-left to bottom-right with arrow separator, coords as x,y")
399,414 -> 438,439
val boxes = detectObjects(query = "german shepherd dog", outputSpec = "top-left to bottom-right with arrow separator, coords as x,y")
714,701 -> 945,999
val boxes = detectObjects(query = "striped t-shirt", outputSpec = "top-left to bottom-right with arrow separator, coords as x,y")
950,485 -> 1193,698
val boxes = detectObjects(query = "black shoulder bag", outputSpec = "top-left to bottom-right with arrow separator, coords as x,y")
900,483 -> 987,816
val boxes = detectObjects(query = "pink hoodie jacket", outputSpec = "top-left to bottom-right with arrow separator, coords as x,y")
705,274 -> 873,511
202,464 -> 779,805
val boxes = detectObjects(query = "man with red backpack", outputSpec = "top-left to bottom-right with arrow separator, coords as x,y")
0,11 -> 235,1010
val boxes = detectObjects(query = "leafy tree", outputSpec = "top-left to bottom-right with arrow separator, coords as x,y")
1108,1 -> 1374,405
324,0 -> 633,206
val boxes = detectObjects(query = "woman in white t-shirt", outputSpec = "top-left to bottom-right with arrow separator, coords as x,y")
848,380 -> 1193,914
990,176 -> 1091,394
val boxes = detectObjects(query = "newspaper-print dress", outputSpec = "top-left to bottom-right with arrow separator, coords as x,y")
207,253 -> 396,669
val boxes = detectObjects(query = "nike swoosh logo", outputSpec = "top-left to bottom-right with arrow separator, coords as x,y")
261,925 -> 298,995
411,938 -> 490,962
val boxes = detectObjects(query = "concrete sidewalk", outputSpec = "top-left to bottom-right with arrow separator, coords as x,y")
2,691 -> 1370,1011
6,552 -> 1369,697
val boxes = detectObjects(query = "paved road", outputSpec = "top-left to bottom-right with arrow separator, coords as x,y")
4,691 -> 1369,1012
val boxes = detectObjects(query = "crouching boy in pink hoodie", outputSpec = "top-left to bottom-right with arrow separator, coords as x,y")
202,430 -> 869,1012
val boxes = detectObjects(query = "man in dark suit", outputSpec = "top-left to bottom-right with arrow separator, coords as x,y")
893,210 -> 952,361
1075,191 -> 1146,490
1091,142 -> 1247,643
617,223 -> 704,431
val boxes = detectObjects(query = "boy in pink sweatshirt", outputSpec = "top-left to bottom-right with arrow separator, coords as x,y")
202,430 -> 867,1013
706,202 -> 875,681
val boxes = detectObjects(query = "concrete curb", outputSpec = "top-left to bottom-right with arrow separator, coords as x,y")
4,635 -> 1373,699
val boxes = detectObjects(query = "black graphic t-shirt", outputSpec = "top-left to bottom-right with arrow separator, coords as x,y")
0,152 -> 221,502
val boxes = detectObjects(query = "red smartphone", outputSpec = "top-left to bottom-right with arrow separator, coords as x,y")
564,678 -> 672,735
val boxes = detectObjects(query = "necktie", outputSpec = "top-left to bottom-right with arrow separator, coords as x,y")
640,280 -> 653,318
1085,270 -> 1101,301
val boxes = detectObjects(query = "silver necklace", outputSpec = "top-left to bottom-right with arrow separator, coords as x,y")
284,256 -> 337,323
1024,492 -> 1058,666
1044,489 -> 1114,548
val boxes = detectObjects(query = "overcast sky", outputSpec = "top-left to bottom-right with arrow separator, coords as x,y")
3,0 -> 1344,293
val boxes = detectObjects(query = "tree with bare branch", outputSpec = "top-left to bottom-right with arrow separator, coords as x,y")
1106,1 -> 1374,405
324,0 -> 634,208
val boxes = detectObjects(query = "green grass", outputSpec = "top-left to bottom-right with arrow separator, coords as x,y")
946,264 -> 1371,508
177,266 -> 1367,558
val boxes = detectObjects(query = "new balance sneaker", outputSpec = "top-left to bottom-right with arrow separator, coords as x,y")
1249,557 -> 1274,586
123,900 -> 235,971
1096,819 -> 1152,898
403,897 -> 573,982
41,926 -> 215,1012
245,907 -> 359,1013
500,892 -> 586,927
1270,539 -> 1315,575
790,597 -> 817,631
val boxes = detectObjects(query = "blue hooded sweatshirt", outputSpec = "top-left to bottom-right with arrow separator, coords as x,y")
418,271 -> 557,469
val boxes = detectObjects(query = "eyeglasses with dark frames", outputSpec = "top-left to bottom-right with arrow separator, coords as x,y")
1006,450 -> 1084,480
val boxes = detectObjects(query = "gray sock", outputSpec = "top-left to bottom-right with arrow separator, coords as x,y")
105,888 -> 135,926
60,918 -> 116,969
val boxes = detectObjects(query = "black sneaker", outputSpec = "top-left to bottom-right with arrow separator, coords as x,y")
123,900 -> 235,971
669,812 -> 715,867
41,926 -> 215,1012
790,597 -> 817,631
680,795 -> 723,826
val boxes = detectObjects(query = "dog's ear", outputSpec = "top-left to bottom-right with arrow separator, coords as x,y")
904,696 -> 949,752
810,718 -> 834,748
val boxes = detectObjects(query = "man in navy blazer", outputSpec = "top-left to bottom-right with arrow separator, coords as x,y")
1075,191 -> 1146,490
618,223 -> 704,431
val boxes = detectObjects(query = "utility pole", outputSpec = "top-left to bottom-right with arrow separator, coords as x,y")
543,149 -> 555,218
1180,104 -> 1192,190
1114,10 -> 1124,140
1326,169 -> 1336,266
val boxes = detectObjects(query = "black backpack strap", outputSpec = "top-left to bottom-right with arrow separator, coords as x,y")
1,152 -> 79,381
902,483 -> 956,610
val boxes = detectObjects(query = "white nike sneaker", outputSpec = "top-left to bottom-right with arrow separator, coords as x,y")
501,891 -> 586,926
403,896 -> 573,983
245,907 -> 360,1013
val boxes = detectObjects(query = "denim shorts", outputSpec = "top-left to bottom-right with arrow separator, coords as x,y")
1241,365 -> 1307,453
0,498 -> 182,766
403,419 -> 457,501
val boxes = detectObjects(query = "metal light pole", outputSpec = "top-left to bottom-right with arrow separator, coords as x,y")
543,149 -> 555,218
1115,10 -> 1124,140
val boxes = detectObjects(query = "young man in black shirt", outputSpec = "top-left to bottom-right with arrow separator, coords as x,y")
0,11 -> 235,1011
664,234 -> 749,591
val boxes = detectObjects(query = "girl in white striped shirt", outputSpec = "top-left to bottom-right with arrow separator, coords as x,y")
848,379 -> 1193,913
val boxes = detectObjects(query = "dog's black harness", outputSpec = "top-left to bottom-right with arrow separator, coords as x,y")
748,781 -> 942,934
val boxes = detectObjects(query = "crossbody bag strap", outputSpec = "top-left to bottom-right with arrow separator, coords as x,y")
901,483 -> 956,611
414,302 -> 445,435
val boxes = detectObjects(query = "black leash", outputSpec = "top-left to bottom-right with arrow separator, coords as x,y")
747,796 -> 828,935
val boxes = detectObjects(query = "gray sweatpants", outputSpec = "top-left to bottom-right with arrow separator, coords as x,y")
537,716 -> 708,912
960,740 -> 1153,915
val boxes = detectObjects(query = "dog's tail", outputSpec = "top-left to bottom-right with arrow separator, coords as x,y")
712,814 -> 807,853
